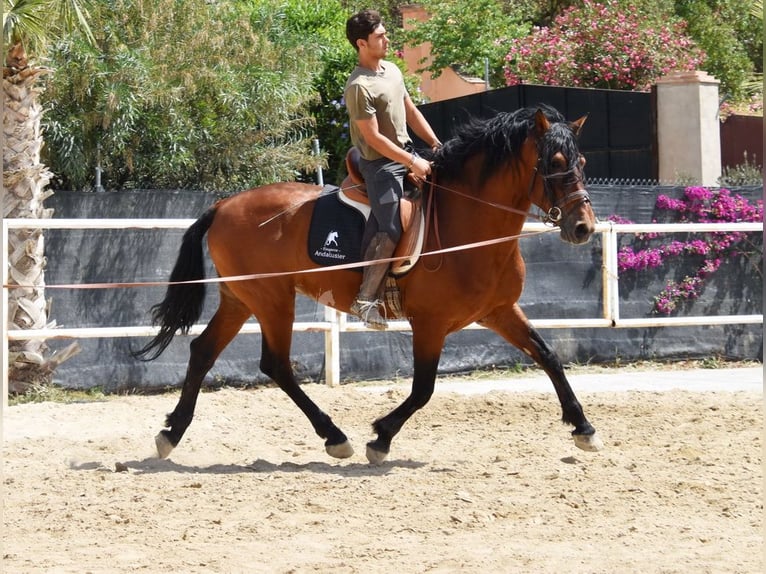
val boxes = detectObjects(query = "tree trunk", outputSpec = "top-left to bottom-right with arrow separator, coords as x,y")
3,64 -> 57,392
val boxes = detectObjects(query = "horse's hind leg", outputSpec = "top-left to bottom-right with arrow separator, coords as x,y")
479,303 -> 603,452
257,306 -> 353,459
156,287 -> 251,458
366,326 -> 445,464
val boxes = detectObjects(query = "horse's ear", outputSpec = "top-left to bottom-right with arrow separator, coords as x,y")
534,109 -> 551,137
570,115 -> 588,136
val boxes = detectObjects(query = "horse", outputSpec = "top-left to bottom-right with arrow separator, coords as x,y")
133,104 -> 603,464
324,230 -> 339,248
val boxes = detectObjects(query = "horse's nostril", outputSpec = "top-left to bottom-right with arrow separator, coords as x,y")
574,222 -> 591,240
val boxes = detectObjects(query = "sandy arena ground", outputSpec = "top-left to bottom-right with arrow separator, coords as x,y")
2,368 -> 763,573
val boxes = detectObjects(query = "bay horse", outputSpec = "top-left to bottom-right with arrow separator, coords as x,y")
133,105 -> 603,464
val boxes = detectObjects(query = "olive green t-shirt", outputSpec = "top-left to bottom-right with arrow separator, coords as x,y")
344,61 -> 411,161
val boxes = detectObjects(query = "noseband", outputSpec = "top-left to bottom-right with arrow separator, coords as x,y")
527,161 -> 590,226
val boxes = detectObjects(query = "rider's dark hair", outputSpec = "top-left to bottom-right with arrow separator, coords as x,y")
346,9 -> 382,51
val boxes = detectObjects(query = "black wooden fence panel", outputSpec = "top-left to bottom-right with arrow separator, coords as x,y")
416,85 -> 655,183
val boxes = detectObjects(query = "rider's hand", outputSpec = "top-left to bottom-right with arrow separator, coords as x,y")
409,156 -> 431,180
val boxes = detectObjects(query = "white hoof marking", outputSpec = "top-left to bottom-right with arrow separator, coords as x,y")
326,440 -> 354,459
574,432 -> 604,452
365,445 -> 388,465
155,433 -> 175,459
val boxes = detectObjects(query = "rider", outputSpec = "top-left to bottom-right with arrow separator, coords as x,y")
344,8 -> 441,330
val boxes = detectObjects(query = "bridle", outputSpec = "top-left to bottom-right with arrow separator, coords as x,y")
420,140 -> 591,272
423,149 -> 591,239
527,158 -> 591,226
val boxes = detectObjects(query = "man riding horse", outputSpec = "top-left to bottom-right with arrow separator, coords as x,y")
344,9 -> 442,330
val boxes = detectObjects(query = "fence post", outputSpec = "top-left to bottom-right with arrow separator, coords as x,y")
601,223 -> 620,326
655,70 -> 722,186
324,305 -> 340,386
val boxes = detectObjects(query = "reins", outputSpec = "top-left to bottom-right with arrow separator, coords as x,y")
428,163 -> 588,225
421,159 -> 590,271
422,173 -> 443,271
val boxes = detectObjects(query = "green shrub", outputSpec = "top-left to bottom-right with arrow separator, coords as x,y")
719,153 -> 764,187
42,0 -> 322,192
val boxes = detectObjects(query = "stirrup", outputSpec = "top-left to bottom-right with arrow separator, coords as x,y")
350,298 -> 388,330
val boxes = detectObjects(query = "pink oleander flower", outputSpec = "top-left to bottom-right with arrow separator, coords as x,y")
502,0 -> 705,90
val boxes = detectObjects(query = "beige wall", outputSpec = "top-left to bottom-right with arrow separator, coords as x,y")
400,4 -> 487,103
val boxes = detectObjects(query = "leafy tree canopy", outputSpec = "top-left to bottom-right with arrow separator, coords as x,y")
37,0 -> 763,191
674,0 -> 761,99
400,0 -> 760,99
42,0 -> 324,192
400,0 -> 530,87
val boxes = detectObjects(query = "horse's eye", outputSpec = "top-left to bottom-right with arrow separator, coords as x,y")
551,156 -> 566,172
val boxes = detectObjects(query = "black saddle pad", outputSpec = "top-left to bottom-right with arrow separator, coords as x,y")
308,185 -> 366,269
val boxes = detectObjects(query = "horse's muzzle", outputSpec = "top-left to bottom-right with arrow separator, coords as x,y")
559,196 -> 595,245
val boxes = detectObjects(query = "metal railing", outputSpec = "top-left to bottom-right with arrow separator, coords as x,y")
3,218 -> 763,404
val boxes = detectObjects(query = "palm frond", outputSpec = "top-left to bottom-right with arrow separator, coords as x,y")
4,0 -> 95,54
3,0 -> 48,47
55,0 -> 96,45
751,0 -> 762,20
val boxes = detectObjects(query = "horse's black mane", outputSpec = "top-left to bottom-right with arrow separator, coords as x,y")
430,104 -> 570,184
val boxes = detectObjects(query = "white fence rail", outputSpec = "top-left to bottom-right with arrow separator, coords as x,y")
3,218 -> 763,404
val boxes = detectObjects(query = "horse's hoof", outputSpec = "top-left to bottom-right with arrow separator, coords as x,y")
326,440 -> 354,459
573,432 -> 604,452
365,444 -> 388,465
155,432 -> 175,459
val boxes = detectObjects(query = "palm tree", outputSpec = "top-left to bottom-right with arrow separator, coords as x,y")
3,0 -> 94,392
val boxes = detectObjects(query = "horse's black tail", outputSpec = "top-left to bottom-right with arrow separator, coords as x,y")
131,207 -> 217,362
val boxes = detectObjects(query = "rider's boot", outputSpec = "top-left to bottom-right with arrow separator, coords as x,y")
350,232 -> 397,330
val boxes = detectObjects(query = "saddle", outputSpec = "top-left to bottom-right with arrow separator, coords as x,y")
338,147 -> 425,276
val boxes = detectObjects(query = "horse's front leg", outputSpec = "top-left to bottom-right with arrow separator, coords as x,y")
367,326 -> 445,464
479,303 -> 603,452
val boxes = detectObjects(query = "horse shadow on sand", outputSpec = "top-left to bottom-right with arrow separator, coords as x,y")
69,456 -> 428,477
